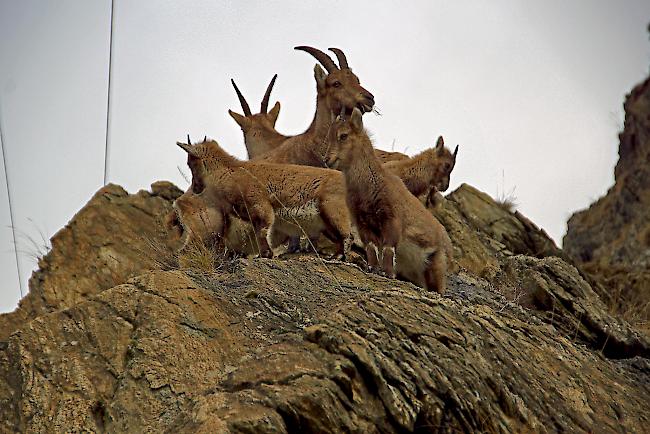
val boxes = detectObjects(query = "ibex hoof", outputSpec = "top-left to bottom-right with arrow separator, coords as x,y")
259,250 -> 273,259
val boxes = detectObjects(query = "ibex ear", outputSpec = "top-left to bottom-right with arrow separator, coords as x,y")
268,101 -> 281,125
228,110 -> 251,130
350,107 -> 363,131
314,64 -> 327,90
177,142 -> 199,157
436,136 -> 445,155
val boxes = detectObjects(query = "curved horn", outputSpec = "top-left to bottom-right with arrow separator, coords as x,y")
294,46 -> 338,73
453,145 -> 459,158
230,79 -> 252,116
328,48 -> 349,69
260,74 -> 277,114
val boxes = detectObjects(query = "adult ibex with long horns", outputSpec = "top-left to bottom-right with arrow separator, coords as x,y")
256,46 -> 375,167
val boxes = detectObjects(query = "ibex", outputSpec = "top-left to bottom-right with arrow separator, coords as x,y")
384,136 -> 458,206
375,149 -> 409,163
176,138 -> 352,259
228,75 -> 290,159
326,108 -> 452,293
173,191 -> 261,256
257,46 -> 375,166
228,71 -> 406,164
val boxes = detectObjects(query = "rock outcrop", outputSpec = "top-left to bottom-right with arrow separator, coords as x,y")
1,178 -> 648,432
0,181 -> 183,341
564,76 -> 650,320
1,259 -> 649,433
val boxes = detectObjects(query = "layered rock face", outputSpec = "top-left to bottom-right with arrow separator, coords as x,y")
564,76 -> 650,314
1,180 -> 649,432
0,181 -> 183,341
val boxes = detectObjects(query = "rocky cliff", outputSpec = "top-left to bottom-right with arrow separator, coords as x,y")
564,75 -> 650,328
1,178 -> 648,432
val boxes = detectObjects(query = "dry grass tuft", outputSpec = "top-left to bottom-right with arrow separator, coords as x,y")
177,239 -> 226,274
495,170 -> 517,213
495,196 -> 518,213
583,262 -> 650,337
139,236 -> 179,271
607,280 -> 650,336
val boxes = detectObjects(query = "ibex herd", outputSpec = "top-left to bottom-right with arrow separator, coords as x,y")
171,46 -> 458,293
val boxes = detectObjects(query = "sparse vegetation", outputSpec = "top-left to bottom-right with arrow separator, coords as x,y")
14,219 -> 52,263
495,170 -> 518,212
602,268 -> 650,336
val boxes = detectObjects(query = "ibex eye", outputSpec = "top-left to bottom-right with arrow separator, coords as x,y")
333,81 -> 341,88
339,134 -> 348,141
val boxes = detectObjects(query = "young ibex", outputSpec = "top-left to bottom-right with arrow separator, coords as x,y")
229,75 -> 290,159
384,136 -> 459,206
173,191 -> 261,256
326,108 -> 452,293
375,149 -> 410,163
176,138 -> 352,259
257,46 -> 375,166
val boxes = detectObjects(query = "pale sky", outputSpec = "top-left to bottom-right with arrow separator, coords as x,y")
1,1 -> 649,313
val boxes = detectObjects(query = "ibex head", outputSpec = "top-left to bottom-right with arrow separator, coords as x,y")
176,136 -> 237,193
295,46 -> 375,117
432,136 -> 458,192
326,107 -> 369,170
228,74 -> 281,133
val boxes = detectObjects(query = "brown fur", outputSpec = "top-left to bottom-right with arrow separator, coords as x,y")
375,149 -> 410,163
173,192 -> 262,256
177,138 -> 352,259
327,109 -> 453,293
383,136 -> 458,206
256,47 -> 374,167
228,75 -> 290,159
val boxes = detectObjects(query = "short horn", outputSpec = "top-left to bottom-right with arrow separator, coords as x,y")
203,135 -> 207,143
453,145 -> 459,158
260,74 -> 277,114
328,48 -> 349,69
187,134 -> 191,145
230,79 -> 252,116
294,46 -> 338,73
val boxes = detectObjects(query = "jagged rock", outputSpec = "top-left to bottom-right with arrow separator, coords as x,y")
447,184 -> 563,259
564,76 -> 650,321
0,183 -> 181,341
1,259 -> 649,433
497,255 -> 650,359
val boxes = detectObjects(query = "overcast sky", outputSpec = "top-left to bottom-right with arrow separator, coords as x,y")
1,1 -> 649,313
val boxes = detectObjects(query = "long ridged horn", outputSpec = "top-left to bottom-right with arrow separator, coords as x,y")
328,48 -> 349,69
230,79 -> 252,116
260,74 -> 277,114
294,46 -> 338,73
